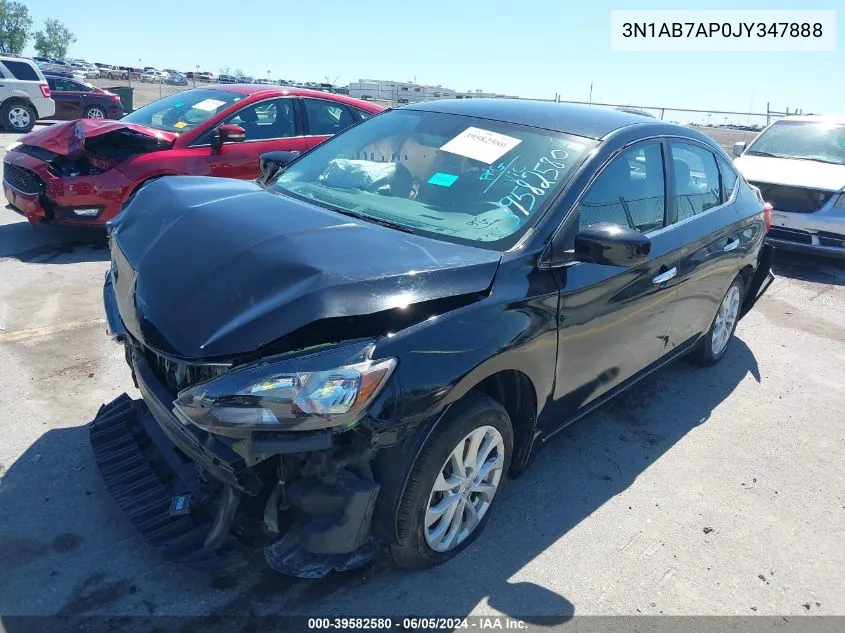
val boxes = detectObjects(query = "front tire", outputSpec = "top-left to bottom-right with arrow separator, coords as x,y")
2,101 -> 36,133
690,275 -> 746,366
390,391 -> 513,569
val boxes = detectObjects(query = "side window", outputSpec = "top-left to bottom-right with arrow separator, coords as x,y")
304,99 -> 356,136
3,60 -> 40,81
579,143 -> 666,233
46,77 -> 57,90
669,142 -> 721,221
717,155 -> 738,202
225,98 -> 296,141
356,108 -> 372,121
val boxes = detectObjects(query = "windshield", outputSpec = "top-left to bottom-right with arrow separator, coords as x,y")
121,88 -> 242,133
746,120 -> 845,165
271,110 -> 596,249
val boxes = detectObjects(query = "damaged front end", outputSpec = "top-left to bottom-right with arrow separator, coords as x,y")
3,120 -> 175,225
89,175 -> 501,576
90,337 -> 395,578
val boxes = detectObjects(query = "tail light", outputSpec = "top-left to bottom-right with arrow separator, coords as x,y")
39,84 -> 51,98
763,202 -> 773,233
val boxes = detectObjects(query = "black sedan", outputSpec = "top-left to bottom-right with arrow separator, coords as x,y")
90,99 -> 773,578
44,74 -> 123,120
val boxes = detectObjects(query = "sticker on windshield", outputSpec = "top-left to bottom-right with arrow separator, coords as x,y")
427,172 -> 459,187
192,98 -> 226,112
173,121 -> 188,129
440,127 -> 522,164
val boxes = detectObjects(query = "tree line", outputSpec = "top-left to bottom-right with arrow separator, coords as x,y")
0,1 -> 76,59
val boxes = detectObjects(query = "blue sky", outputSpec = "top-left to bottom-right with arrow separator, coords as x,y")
26,0 -> 843,117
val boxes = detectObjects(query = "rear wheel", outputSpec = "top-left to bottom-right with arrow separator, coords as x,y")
84,106 -> 107,119
2,101 -> 36,133
390,392 -> 513,569
689,275 -> 745,366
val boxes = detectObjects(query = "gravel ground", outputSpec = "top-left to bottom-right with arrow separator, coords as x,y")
0,127 -> 842,625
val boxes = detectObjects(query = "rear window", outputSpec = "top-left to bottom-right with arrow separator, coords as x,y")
2,60 -> 41,81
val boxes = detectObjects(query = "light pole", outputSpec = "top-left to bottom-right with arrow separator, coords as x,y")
267,69 -> 271,84
194,65 -> 199,88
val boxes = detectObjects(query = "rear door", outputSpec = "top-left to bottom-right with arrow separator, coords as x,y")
551,140 -> 683,417
301,97 -> 364,149
61,79 -> 92,119
664,140 -> 747,348
186,97 -> 310,179
45,77 -> 81,119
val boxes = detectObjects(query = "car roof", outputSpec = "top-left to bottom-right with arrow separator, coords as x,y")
773,114 -> 845,125
403,98 -> 662,139
203,84 -> 384,112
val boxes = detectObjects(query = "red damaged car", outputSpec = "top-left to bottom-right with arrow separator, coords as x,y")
3,85 -> 382,225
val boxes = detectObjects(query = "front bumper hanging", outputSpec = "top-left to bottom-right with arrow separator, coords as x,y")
88,394 -> 247,571
88,389 -> 383,577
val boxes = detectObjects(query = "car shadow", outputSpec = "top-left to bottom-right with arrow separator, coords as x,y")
0,339 -> 760,630
772,249 -> 845,287
0,218 -> 108,264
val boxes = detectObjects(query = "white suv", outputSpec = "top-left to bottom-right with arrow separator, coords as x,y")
0,56 -> 55,133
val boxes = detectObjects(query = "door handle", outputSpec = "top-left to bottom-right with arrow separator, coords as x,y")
723,238 -> 739,252
652,267 -> 677,285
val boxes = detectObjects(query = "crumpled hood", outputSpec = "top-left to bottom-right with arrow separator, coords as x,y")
19,119 -> 177,156
109,176 -> 502,359
735,155 -> 845,192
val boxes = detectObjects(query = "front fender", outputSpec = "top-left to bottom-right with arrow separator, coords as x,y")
370,262 -> 559,434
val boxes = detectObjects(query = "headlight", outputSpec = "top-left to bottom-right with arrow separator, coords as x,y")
173,342 -> 396,433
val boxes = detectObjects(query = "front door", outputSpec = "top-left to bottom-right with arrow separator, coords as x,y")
185,97 -> 311,180
550,141 -> 682,420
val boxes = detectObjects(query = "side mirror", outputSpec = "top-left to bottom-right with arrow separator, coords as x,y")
258,150 -> 300,182
211,124 -> 245,151
574,223 -> 651,266
732,141 -> 746,157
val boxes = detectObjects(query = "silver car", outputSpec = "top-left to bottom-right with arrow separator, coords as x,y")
733,116 -> 845,258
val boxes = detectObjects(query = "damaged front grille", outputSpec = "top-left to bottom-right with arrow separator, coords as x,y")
3,163 -> 44,194
144,347 -> 230,395
749,181 -> 834,214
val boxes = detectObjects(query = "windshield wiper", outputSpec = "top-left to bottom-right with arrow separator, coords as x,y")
330,207 -> 415,234
744,150 -> 783,158
783,156 -> 845,166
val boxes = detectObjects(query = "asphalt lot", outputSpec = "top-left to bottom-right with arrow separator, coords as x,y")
0,127 -> 843,625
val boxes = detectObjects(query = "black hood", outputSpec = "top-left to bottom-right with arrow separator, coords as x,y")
109,176 -> 501,359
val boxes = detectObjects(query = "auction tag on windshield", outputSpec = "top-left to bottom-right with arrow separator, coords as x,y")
173,121 -> 188,129
192,98 -> 226,112
440,127 -> 522,164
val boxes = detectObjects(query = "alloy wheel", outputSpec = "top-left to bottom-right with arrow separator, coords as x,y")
87,108 -> 106,119
8,106 -> 31,130
424,425 -> 505,552
711,285 -> 741,356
